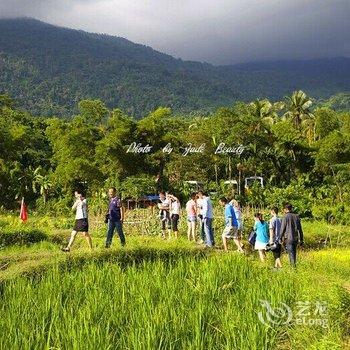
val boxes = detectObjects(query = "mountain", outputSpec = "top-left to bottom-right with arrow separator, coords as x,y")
318,93 -> 350,112
0,18 -> 349,117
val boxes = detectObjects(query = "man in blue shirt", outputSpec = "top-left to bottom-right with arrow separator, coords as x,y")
219,197 -> 243,252
105,187 -> 126,248
197,191 -> 214,247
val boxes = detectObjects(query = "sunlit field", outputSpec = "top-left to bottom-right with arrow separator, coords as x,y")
0,210 -> 349,349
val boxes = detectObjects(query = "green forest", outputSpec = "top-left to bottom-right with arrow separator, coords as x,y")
1,18 -> 350,117
1,90 -> 350,222
2,11 -> 350,350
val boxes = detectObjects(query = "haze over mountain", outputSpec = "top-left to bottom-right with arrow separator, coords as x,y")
0,18 -> 349,117
1,0 -> 349,65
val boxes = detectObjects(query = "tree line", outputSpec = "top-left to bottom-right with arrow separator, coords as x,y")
1,91 -> 350,221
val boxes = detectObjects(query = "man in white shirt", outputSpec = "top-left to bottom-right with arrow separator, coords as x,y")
158,191 -> 171,239
197,191 -> 215,247
196,195 -> 205,243
62,190 -> 92,252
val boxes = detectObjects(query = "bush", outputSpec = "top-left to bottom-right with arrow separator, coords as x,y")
312,203 -> 350,225
0,229 -> 48,248
120,175 -> 157,199
264,178 -> 313,217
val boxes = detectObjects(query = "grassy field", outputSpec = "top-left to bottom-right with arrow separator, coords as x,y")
0,211 -> 349,349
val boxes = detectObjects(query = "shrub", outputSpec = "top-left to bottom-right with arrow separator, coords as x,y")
0,229 -> 48,248
264,179 -> 313,217
312,203 -> 350,225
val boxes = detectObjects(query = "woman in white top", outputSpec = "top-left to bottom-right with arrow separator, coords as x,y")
169,194 -> 180,239
62,190 -> 92,252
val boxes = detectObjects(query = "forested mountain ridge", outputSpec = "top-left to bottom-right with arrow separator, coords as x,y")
0,17 -> 349,117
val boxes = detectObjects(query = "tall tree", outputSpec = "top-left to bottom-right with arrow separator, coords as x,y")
284,90 -> 314,128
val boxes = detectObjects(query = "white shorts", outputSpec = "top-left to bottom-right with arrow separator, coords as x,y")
255,241 -> 267,250
222,226 -> 238,239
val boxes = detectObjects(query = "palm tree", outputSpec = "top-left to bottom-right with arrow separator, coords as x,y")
250,99 -> 283,121
284,90 -> 314,128
249,99 -> 284,136
188,116 -> 209,130
301,114 -> 317,145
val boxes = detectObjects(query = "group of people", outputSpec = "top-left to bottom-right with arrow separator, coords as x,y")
62,187 -> 125,252
62,188 -> 304,268
158,191 -> 304,268
251,205 -> 304,267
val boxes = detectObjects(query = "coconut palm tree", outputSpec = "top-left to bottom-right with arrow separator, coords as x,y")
302,114 -> 317,145
188,116 -> 209,130
284,90 -> 314,128
250,99 -> 283,122
249,99 -> 284,136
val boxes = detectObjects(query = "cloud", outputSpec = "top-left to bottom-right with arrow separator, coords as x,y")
1,0 -> 349,64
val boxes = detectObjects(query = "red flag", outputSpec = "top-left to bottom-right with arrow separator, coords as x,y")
20,197 -> 28,222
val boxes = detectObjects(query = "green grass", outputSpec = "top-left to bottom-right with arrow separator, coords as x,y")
0,251 -> 349,350
0,213 -> 349,349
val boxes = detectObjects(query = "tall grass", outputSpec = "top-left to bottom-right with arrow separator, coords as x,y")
0,252 -> 348,350
0,212 -> 349,349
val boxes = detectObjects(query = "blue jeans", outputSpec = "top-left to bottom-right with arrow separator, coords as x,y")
106,220 -> 126,247
203,217 -> 215,247
286,241 -> 297,267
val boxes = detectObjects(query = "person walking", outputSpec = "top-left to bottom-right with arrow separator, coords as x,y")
254,213 -> 269,262
62,190 -> 92,252
229,199 -> 244,252
186,193 -> 197,241
269,207 -> 282,269
197,191 -> 214,247
219,197 -> 243,252
196,193 -> 205,244
158,191 -> 171,239
169,194 -> 181,238
105,187 -> 126,248
280,203 -> 304,267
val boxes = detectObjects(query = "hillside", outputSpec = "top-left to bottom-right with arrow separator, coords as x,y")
0,17 -> 349,117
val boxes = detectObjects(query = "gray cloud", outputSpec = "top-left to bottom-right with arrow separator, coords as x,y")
1,0 -> 349,65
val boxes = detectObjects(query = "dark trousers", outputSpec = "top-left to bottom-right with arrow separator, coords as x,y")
286,241 -> 298,267
106,220 -> 125,247
199,219 -> 205,241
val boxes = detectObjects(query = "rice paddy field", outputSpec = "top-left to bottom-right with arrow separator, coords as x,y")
0,209 -> 349,349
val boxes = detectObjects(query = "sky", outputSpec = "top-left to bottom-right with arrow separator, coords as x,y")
1,0 -> 350,65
